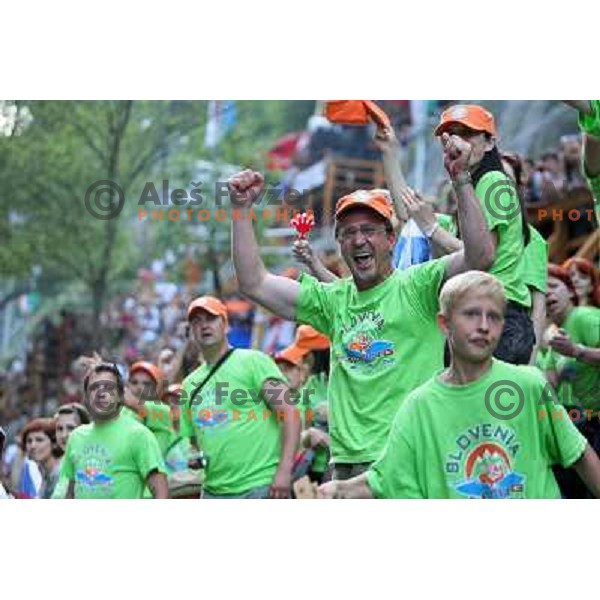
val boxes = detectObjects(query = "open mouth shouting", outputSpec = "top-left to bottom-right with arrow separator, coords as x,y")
352,251 -> 375,271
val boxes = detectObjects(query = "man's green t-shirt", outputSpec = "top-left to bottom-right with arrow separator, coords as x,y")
180,349 -> 287,495
367,360 -> 587,499
123,401 -> 177,458
475,171 -> 531,307
61,411 -> 166,499
522,226 -> 548,294
545,307 -> 600,414
297,258 -> 448,464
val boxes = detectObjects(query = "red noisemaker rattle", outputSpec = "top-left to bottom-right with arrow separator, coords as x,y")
290,212 -> 315,240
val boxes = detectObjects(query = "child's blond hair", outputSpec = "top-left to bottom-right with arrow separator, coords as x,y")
439,271 -> 506,317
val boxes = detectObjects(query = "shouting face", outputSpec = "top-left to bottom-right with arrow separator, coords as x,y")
337,208 -> 395,291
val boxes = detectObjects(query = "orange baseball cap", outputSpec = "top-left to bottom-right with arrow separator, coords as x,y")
187,296 -> 228,323
325,100 -> 391,130
434,104 -> 496,137
335,189 -> 394,223
129,361 -> 162,384
295,325 -> 330,352
274,326 -> 330,367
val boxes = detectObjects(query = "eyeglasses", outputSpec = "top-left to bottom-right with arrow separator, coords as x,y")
88,380 -> 118,394
337,224 -> 388,242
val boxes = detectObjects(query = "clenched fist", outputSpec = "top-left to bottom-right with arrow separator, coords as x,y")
228,169 -> 265,208
442,132 -> 473,178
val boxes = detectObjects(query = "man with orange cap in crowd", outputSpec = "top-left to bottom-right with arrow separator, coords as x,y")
229,125 -> 494,480
275,325 -> 332,483
180,296 -> 300,499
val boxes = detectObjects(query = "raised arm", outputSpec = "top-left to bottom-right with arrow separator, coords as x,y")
398,187 -> 464,255
442,133 -> 496,279
374,125 -> 408,225
292,239 -> 339,283
230,170 -> 300,321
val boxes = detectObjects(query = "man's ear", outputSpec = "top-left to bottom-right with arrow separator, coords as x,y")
484,135 -> 496,153
437,312 -> 449,336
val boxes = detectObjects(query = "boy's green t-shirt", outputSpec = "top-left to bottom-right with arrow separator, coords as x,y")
475,171 -> 531,307
367,360 -> 587,499
61,411 -> 166,499
522,226 -> 548,294
297,258 -> 448,464
180,349 -> 287,495
545,307 -> 600,414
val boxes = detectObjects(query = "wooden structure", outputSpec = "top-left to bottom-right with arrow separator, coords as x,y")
321,158 -> 385,225
526,187 -> 598,264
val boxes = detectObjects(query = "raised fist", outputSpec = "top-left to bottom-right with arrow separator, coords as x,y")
373,124 -> 399,153
442,133 -> 473,178
228,169 -> 265,208
292,239 -> 315,267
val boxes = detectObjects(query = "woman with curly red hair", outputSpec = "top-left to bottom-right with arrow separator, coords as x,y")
562,257 -> 600,308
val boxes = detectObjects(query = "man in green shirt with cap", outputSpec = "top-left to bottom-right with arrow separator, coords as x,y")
230,129 -> 495,480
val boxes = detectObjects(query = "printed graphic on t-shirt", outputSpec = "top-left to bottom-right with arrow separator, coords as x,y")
192,386 -> 229,436
75,444 -> 114,491
338,311 -> 396,371
445,424 -> 526,499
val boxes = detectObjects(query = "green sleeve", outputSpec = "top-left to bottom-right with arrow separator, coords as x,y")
403,257 -> 448,322
296,273 -> 336,338
366,400 -> 423,499
131,427 -> 167,479
536,378 -> 587,467
251,352 -> 287,390
475,171 -> 519,232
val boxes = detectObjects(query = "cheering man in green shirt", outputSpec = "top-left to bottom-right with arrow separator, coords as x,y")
318,271 -> 600,499
230,131 -> 495,480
